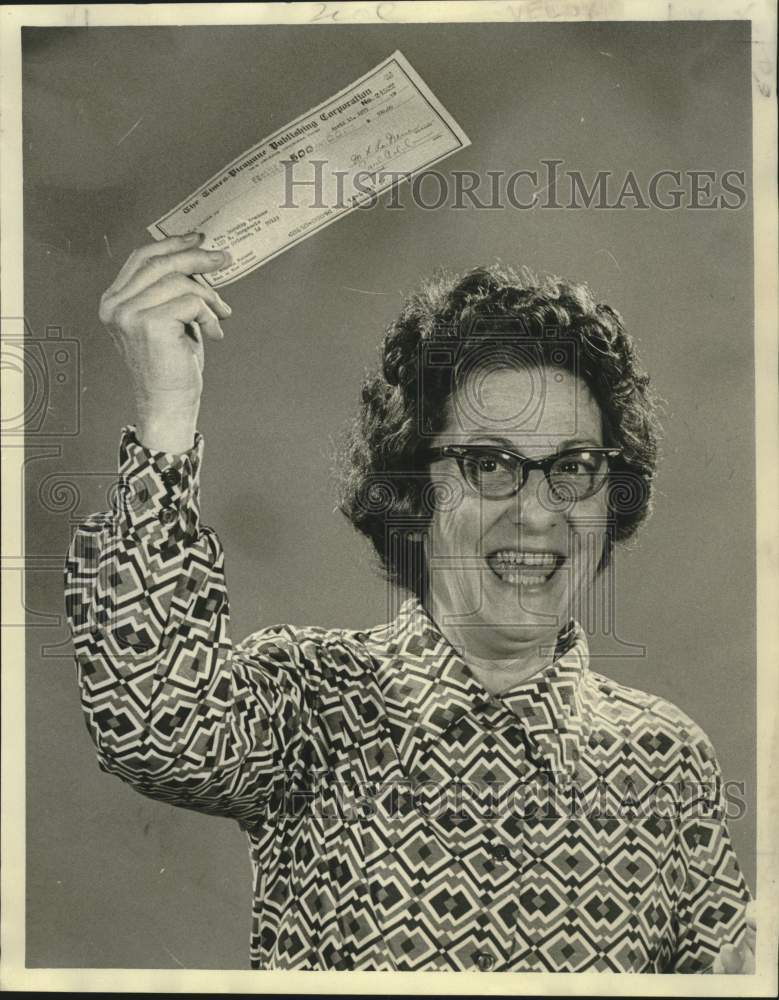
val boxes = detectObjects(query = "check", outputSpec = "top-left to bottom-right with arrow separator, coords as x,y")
148,51 -> 470,288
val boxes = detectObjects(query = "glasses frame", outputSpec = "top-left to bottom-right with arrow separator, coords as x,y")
423,444 -> 623,501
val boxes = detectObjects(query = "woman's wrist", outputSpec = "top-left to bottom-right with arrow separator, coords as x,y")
135,403 -> 199,455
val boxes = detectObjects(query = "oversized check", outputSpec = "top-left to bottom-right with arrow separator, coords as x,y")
148,51 -> 470,288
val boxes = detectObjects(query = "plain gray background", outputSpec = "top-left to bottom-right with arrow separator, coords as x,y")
23,21 -> 755,968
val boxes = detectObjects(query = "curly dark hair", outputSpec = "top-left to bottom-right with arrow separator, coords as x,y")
338,263 -> 661,599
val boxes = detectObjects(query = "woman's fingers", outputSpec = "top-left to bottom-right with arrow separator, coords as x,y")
744,900 -> 756,958
137,293 -> 224,341
713,919 -> 757,975
97,238 -> 234,433
119,272 -> 232,322
713,943 -> 743,973
107,232 -> 205,296
105,247 -> 232,310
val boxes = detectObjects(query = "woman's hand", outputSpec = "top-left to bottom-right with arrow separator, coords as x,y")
98,233 -> 232,453
712,901 -> 756,973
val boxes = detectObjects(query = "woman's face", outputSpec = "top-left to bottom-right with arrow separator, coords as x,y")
425,364 -> 609,660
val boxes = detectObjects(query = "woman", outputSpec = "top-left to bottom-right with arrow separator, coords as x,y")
65,233 -> 754,972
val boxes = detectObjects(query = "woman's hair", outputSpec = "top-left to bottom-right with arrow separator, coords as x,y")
338,263 -> 661,599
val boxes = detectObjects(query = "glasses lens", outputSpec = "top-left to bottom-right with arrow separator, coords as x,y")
548,451 -> 608,500
461,451 -> 518,498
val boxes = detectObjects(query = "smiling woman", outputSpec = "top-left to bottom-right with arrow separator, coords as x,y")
427,366 -> 612,680
65,247 -> 753,972
339,265 -> 658,678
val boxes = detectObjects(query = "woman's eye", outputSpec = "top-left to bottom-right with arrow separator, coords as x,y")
557,456 -> 598,476
478,459 -> 498,473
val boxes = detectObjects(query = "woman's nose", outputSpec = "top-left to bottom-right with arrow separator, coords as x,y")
507,469 -> 560,526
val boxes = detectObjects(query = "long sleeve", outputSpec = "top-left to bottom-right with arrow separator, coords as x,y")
672,731 -> 753,972
64,425 -> 317,828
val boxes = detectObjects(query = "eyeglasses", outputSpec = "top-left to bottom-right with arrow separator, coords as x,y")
423,444 -> 622,501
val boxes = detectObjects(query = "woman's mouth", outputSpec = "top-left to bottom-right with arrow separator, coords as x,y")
486,549 -> 564,587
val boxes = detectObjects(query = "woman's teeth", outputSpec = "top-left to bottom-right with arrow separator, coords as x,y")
489,550 -> 560,585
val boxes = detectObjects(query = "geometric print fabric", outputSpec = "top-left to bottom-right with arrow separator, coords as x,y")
65,426 -> 752,972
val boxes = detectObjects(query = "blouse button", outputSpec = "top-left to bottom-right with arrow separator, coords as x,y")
159,507 -> 178,525
492,844 -> 511,862
161,467 -> 181,487
476,951 -> 495,971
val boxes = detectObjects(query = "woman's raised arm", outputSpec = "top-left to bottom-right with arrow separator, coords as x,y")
64,237 -> 317,828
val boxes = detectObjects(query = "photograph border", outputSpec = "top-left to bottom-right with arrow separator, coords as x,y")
2,2 -> 776,995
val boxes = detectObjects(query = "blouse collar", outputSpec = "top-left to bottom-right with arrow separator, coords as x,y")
372,596 -> 590,785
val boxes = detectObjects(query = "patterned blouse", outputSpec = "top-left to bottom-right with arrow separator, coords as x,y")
64,426 -> 751,973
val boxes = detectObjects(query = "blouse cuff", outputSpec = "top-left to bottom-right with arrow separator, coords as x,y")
115,424 -> 204,544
